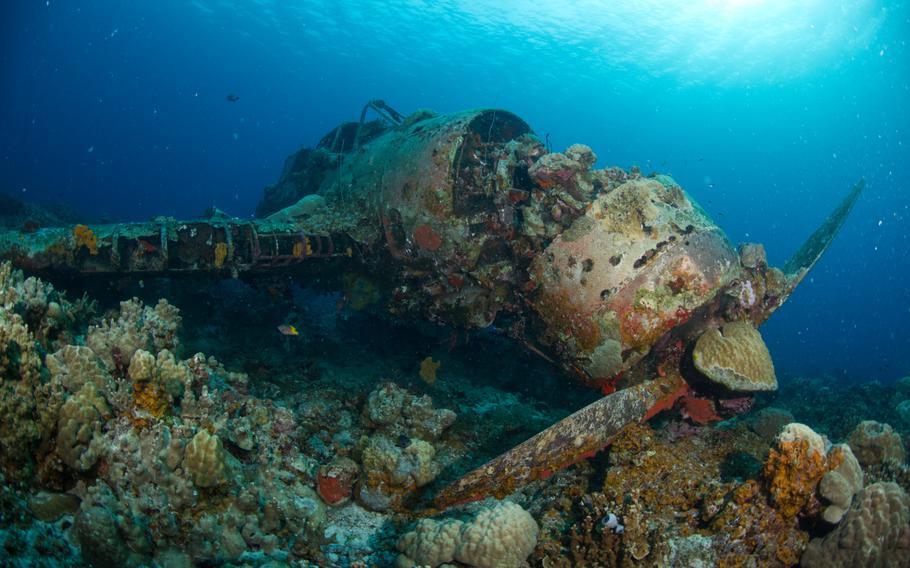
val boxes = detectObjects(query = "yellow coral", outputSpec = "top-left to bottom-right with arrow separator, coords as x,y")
397,502 -> 538,568
213,242 -> 228,268
292,238 -> 312,258
73,224 -> 98,255
128,349 -> 156,382
132,380 -> 168,421
763,424 -> 830,518
360,434 -> 441,510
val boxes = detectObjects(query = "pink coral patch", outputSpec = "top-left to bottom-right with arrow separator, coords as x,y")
414,224 -> 442,251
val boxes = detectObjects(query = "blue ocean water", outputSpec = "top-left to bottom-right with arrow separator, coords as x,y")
0,0 -> 907,381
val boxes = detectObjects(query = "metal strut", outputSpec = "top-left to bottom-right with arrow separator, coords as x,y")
353,99 -> 404,149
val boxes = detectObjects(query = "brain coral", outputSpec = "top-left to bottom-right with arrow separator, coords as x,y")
183,430 -> 229,488
397,501 -> 539,568
801,482 -> 910,567
848,420 -> 907,467
455,501 -> 540,568
693,320 -> 777,391
396,517 -> 464,568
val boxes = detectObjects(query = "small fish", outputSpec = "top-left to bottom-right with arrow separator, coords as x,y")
226,93 -> 239,102
277,324 -> 299,336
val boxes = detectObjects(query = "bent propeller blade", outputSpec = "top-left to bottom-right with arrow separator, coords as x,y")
434,374 -> 684,509
435,181 -> 865,510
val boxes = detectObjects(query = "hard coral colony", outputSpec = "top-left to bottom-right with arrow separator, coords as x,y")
0,104 -> 906,568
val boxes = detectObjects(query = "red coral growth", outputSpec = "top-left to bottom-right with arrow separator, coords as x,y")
642,384 -> 722,425
317,458 -> 358,506
680,392 -> 721,425
643,382 -> 687,422
414,224 -> 442,251
317,474 -> 347,505
137,239 -> 157,255
591,373 -> 622,395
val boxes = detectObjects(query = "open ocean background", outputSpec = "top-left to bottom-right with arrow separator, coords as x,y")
0,0 -> 908,382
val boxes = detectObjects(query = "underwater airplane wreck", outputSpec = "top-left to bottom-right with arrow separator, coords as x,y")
0,100 -> 863,514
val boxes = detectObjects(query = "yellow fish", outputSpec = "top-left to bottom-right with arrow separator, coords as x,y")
277,325 -> 299,336
419,356 -> 441,385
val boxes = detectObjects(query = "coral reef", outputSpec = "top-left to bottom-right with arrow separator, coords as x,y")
762,423 -> 831,519
801,482 -> 910,567
396,500 -> 539,568
356,381 -> 457,511
0,262 -> 87,480
848,420 -> 907,467
183,429 -> 229,488
530,421 -> 806,567
897,399 -> 910,429
768,375 -> 908,441
818,444 -> 864,523
693,320 -> 777,391
86,297 -> 181,371
1,259 -> 908,567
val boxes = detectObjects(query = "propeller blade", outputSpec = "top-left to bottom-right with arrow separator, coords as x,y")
783,179 -> 864,282
435,374 -> 684,509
